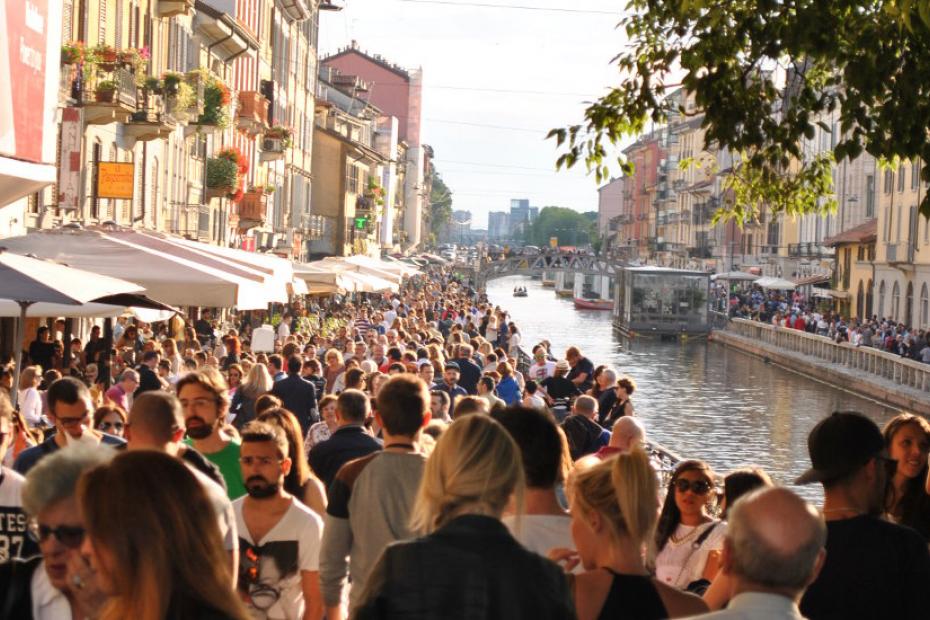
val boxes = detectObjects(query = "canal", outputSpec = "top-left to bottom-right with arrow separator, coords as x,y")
487,276 -> 899,500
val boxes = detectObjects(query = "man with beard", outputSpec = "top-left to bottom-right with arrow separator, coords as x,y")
177,371 -> 246,499
235,422 -> 324,620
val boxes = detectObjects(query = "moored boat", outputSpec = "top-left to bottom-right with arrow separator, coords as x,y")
573,297 -> 612,310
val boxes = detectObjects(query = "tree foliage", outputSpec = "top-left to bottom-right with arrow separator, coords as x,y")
551,0 -> 930,221
526,207 -> 597,247
430,171 -> 453,239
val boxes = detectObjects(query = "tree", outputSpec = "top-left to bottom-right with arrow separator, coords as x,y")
429,171 -> 453,241
550,1 -> 930,221
526,207 -> 597,247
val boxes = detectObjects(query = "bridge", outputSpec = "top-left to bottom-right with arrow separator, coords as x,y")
454,252 -> 621,290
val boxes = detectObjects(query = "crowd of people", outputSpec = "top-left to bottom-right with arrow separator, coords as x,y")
0,264 -> 927,619
723,285 -> 930,363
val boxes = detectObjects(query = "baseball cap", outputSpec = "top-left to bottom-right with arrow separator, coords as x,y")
794,411 -> 886,485
444,361 -> 460,371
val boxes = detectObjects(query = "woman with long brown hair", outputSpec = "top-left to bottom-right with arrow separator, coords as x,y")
78,450 -> 249,620
884,413 -> 930,539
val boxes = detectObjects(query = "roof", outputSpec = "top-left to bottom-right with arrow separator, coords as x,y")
823,219 -> 877,247
322,45 -> 411,81
793,273 -> 831,286
626,266 -> 710,276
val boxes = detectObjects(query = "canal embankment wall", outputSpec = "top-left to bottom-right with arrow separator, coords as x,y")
711,319 -> 930,417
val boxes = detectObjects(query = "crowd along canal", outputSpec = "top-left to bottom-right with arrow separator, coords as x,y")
487,276 -> 898,500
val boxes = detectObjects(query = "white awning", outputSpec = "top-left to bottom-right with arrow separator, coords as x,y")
755,276 -> 797,291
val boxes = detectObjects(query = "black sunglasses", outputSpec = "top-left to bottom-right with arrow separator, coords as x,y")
673,478 -> 713,495
28,522 -> 86,548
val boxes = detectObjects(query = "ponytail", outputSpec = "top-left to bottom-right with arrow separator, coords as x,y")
611,447 -> 659,547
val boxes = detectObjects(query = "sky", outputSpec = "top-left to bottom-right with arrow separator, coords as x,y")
318,0 -> 628,229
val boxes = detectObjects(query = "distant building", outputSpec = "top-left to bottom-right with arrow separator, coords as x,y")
598,178 -> 624,235
488,211 -> 510,240
509,198 -> 537,238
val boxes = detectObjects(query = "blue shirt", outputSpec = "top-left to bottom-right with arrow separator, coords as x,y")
14,432 -> 126,475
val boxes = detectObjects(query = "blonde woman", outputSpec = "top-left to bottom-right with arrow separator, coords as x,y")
554,449 -> 708,619
18,365 -> 43,427
354,415 -> 574,619
230,362 -> 273,428
323,348 -> 345,394
161,337 -> 184,376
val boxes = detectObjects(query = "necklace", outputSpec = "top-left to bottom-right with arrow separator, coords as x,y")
669,524 -> 701,544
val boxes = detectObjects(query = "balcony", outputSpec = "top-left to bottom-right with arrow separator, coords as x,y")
237,91 -> 269,134
886,243 -> 915,265
787,242 -> 834,258
277,0 -> 311,21
760,244 -> 780,256
157,0 -> 194,17
260,137 -> 286,161
78,66 -> 138,125
124,91 -> 177,142
238,190 -> 268,229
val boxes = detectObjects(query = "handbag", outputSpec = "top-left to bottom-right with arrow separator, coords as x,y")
678,522 -> 719,595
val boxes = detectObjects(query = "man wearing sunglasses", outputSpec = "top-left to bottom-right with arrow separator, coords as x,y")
0,444 -> 113,618
797,411 -> 930,620
13,378 -> 125,476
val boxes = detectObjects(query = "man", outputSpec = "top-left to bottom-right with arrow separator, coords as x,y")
302,358 -> 326,397
494,406 -> 573,562
565,346 -> 595,392
370,343 -> 388,370
417,361 -> 437,388
177,371 -> 246,499
104,369 -> 138,412
268,354 -> 286,382
0,392 -> 38,561
347,341 -> 368,363
277,313 -> 292,342
688,487 -> 826,620
477,376 -> 505,410
379,347 -> 403,374
272,355 -> 319,435
134,350 -> 163,396
28,326 -> 55,371
14,377 -> 124,475
235,422 -> 324,620
595,416 -> 645,459
82,325 -> 105,367
560,394 -> 609,461
125,392 -> 238,581
435,362 -> 468,418
308,390 -> 382,489
320,375 -> 430,619
527,346 -> 556,382
452,344 -> 482,394
797,411 -> 930,619
194,311 -> 214,347
429,390 -> 451,424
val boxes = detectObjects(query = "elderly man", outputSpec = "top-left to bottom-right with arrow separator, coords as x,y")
687,487 -> 826,619
560,395 -> 609,461
595,416 -> 645,459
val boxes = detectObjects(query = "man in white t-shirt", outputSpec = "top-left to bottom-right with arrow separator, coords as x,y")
236,421 -> 324,620
277,314 -> 292,342
0,392 -> 36,562
493,406 -> 577,570
527,346 -> 557,382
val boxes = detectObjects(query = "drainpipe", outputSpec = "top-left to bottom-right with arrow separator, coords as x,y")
133,141 -> 148,225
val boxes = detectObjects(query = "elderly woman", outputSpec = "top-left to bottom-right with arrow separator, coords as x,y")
0,445 -> 113,618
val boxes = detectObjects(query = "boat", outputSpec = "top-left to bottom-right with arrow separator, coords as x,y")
573,297 -> 612,310
612,266 -> 711,338
513,289 -> 528,297
541,270 -> 556,287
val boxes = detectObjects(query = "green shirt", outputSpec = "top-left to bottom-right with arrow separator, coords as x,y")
185,438 -> 246,500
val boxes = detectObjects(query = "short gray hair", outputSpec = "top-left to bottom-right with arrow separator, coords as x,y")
728,489 -> 826,589
22,444 -> 115,516
601,368 -> 618,384
120,369 -> 139,382
574,395 -> 597,415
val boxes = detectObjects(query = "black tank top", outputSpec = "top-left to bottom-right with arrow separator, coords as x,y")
597,572 -> 667,620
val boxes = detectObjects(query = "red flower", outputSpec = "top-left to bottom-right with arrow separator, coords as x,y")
230,188 -> 244,203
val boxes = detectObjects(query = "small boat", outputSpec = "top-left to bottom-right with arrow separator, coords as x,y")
573,297 -> 612,310
513,289 -> 528,297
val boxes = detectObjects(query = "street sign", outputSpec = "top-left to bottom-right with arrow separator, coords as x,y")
549,236 -> 558,248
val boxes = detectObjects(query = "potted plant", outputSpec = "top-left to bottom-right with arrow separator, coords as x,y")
95,80 -> 117,103
91,44 -> 118,69
265,125 -> 293,148
264,184 -> 275,195
61,41 -> 84,65
205,157 -> 239,197
144,77 -> 162,93
196,78 -> 231,129
118,47 -> 149,67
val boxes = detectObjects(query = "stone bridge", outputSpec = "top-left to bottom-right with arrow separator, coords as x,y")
455,252 -> 621,290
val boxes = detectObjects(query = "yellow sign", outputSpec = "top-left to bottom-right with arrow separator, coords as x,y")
97,162 -> 134,199
549,236 -> 558,248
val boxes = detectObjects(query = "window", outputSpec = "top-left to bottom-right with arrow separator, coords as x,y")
892,281 -> 900,321
865,175 -> 875,217
906,282 -> 914,327
856,281 -> 864,318
884,169 -> 893,194
898,165 -> 906,192
921,283 -> 929,328
878,281 -> 885,318
912,161 -> 920,190
346,162 -> 359,194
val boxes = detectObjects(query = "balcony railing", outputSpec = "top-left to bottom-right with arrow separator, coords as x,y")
124,91 -> 177,141
77,66 -> 138,124
787,242 -> 834,258
238,190 -> 268,228
237,91 -> 270,134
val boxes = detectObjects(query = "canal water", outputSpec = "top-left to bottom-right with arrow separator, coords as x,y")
487,276 -> 898,500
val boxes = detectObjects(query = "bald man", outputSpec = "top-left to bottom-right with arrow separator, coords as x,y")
126,392 -> 238,583
686,487 -> 826,619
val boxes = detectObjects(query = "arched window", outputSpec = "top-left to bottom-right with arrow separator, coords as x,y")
856,281 -> 864,319
905,282 -> 914,327
921,283 -> 928,329
878,281 -> 886,319
892,281 -> 901,322
866,279 -> 873,318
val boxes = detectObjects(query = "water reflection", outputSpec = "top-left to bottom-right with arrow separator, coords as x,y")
487,276 -> 898,501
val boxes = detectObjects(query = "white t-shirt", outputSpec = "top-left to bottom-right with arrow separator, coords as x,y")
523,394 -> 547,410
502,514 -> 579,572
234,498 -> 323,620
188,466 -> 238,553
18,388 -> 42,428
654,521 -> 726,589
528,361 -> 556,382
0,467 -> 30,562
277,321 -> 291,342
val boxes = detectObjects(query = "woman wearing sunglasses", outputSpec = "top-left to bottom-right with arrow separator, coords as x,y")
0,445 -> 112,619
93,405 -> 127,438
653,460 -> 725,593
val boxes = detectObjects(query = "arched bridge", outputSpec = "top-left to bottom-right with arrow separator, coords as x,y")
455,252 -> 621,290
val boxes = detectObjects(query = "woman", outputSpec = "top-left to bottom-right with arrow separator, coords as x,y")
226,363 -> 244,400
222,335 -> 241,370
78,451 -> 249,619
82,363 -> 104,408
507,323 -> 521,357
496,362 -> 522,406
93,404 -> 127,438
884,413 -> 930,539
230,363 -> 273,429
162,338 -> 184,377
116,325 -> 143,354
355,414 -> 574,619
323,348 -> 345,394
257,407 -> 327,518
654,460 -> 725,593
557,449 -> 708,619
18,365 -> 43,427
485,314 -> 499,347
602,376 -> 635,430
305,394 -> 338,452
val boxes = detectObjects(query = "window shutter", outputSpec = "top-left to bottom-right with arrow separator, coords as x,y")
62,0 -> 73,42
98,0 -> 107,42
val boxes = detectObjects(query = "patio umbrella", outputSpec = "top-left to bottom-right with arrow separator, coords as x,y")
710,271 -> 760,282
0,250 -> 143,406
755,276 -> 797,291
